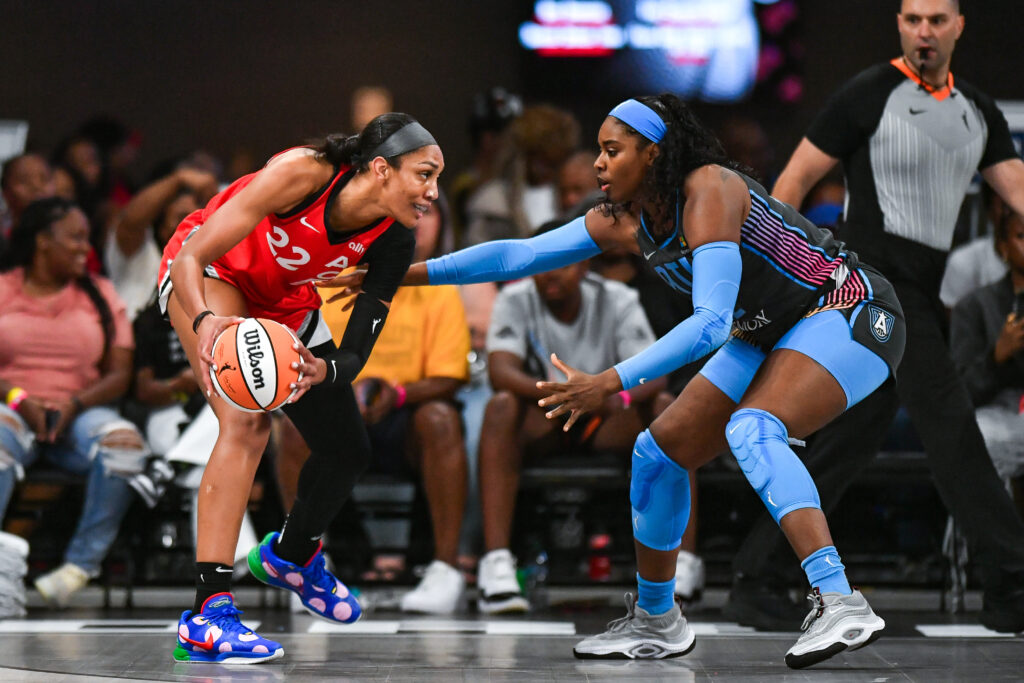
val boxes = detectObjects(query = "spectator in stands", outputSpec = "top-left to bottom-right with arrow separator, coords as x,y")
449,87 -> 523,245
951,209 -> 1024,491
281,195 -> 472,614
474,219 -> 664,614
941,185 -> 1010,309
557,149 -> 601,216
464,105 -> 580,245
0,198 -> 149,608
351,86 -> 394,132
106,166 -> 218,320
1,153 -> 56,246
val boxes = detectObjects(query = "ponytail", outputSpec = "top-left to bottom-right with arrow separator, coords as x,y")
311,112 -> 434,172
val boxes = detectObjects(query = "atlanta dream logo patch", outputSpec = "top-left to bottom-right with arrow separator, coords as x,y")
868,305 -> 894,343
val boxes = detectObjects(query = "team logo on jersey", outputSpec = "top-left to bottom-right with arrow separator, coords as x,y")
868,305 -> 894,343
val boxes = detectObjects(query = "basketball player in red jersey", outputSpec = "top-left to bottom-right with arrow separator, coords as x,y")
157,113 -> 443,664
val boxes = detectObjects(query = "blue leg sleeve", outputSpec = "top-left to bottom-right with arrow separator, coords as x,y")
630,429 -> 690,552
725,408 -> 820,525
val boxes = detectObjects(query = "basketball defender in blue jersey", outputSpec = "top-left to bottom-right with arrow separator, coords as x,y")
322,94 -> 905,669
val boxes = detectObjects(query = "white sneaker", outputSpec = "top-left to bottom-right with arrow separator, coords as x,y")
34,563 -> 90,609
400,560 -> 466,614
477,549 -> 529,614
0,531 -> 29,560
674,550 -> 705,602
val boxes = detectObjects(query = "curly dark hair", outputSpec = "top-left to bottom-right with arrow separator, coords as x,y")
599,94 -> 743,235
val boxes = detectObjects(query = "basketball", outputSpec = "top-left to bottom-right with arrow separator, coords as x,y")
209,318 -> 303,412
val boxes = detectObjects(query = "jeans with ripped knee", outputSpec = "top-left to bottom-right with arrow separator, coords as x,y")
0,404 -> 146,575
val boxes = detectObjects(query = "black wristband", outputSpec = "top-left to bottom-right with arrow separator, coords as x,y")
192,310 -> 215,334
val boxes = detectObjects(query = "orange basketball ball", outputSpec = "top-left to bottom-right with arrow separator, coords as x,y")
209,318 -> 303,412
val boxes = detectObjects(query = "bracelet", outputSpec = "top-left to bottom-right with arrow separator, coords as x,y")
192,310 -> 215,334
393,384 -> 407,409
6,387 -> 27,412
617,390 -> 632,409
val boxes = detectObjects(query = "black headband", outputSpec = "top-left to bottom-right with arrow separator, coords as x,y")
367,121 -> 437,161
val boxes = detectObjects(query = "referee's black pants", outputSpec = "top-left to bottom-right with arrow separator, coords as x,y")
731,280 -> 1024,595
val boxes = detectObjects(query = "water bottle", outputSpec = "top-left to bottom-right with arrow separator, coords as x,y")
530,550 -> 549,609
588,532 -> 612,582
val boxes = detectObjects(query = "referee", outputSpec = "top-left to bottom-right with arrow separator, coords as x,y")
726,0 -> 1024,633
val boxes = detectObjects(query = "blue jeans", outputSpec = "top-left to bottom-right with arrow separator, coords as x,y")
0,404 -> 146,575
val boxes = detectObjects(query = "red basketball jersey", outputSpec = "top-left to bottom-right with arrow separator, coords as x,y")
159,162 -> 393,331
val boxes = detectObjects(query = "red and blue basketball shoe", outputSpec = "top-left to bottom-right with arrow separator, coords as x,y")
248,532 -> 361,623
173,592 -> 283,664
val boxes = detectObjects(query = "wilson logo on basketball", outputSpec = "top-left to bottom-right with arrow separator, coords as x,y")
209,318 -> 302,413
243,329 -> 266,390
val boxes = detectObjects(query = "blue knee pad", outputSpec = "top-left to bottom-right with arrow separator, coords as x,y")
630,429 -> 690,551
725,408 -> 820,525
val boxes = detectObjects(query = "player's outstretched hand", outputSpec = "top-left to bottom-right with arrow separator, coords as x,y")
196,314 -> 245,398
317,267 -> 368,311
536,354 -> 621,431
287,340 -> 328,403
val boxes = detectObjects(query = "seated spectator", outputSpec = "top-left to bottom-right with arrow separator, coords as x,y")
277,197 -> 472,615
464,105 -> 580,245
475,220 -> 665,614
951,209 -> 1024,491
1,153 -> 57,246
0,198 -> 149,608
106,166 -> 217,320
449,87 -> 523,246
941,185 -> 1010,309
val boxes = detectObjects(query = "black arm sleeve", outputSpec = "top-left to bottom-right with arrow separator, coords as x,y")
321,223 -> 415,384
806,64 -> 900,159
360,223 -> 416,302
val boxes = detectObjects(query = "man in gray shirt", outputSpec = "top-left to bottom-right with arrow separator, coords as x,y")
474,223 -> 664,615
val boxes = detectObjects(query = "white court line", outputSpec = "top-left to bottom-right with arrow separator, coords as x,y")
915,624 -> 1016,638
485,622 -> 575,635
308,621 -> 401,634
308,620 -> 575,635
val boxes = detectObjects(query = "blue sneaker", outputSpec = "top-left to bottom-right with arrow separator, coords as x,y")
248,532 -> 361,623
173,592 -> 283,664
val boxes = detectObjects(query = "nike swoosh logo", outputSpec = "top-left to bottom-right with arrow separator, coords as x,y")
643,250 -> 657,260
300,216 -> 320,233
331,359 -> 337,382
909,108 -> 927,115
214,566 -> 232,573
371,318 -> 381,333
728,423 -> 741,435
181,632 -> 215,651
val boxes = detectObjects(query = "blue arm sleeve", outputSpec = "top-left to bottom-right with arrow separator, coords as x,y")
426,216 -> 601,285
613,241 -> 741,390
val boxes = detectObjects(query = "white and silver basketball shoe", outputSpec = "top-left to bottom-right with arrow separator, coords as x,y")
785,588 -> 885,669
573,593 -> 696,659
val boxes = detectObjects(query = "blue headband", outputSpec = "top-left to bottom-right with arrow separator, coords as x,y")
608,99 -> 666,143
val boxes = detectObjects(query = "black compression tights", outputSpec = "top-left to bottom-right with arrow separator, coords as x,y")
276,357 -> 371,565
